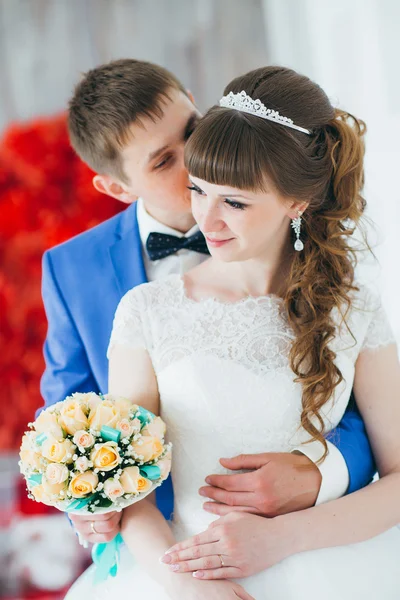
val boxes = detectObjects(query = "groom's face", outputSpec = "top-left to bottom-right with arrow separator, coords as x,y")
119,88 -> 201,219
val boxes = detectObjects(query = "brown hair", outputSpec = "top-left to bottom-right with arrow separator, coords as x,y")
68,58 -> 188,182
184,66 -> 367,458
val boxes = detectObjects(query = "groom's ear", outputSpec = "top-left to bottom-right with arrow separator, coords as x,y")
92,175 -> 138,205
186,89 -> 196,105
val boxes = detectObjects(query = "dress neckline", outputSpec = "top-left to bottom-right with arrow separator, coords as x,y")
174,274 -> 284,308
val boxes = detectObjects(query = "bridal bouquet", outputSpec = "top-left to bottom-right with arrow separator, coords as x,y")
19,392 -> 172,582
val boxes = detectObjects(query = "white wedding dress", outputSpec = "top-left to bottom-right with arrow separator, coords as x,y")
66,274 -> 400,599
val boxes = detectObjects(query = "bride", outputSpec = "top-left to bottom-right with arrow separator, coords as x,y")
66,66 -> 400,599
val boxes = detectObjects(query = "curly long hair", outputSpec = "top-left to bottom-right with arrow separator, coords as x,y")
184,66 -> 367,458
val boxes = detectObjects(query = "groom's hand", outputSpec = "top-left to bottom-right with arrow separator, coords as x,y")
200,452 -> 322,517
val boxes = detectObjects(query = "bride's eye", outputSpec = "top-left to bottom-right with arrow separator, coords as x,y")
225,199 -> 247,210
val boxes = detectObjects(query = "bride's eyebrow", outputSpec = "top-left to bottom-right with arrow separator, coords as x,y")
217,193 -> 249,199
188,179 -> 252,200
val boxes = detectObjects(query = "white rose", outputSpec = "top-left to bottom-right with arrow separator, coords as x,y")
45,463 -> 69,485
103,478 -> 125,501
141,416 -> 166,440
73,430 -> 95,449
157,449 -> 172,481
116,419 -> 134,439
75,456 -> 90,472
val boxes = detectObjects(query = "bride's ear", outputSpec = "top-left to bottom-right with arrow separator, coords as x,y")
93,175 -> 138,204
286,200 -> 309,219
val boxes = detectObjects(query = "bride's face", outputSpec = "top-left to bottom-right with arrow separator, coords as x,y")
189,175 -> 301,262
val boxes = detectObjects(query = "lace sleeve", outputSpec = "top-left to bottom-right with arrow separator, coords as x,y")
360,289 -> 395,351
107,287 -> 148,358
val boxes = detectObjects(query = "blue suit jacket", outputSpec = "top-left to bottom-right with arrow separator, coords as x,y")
40,203 -> 375,518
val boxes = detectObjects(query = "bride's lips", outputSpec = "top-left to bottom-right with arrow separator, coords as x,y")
205,236 -> 234,248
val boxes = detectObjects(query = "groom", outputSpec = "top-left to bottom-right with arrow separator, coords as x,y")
40,59 -> 375,544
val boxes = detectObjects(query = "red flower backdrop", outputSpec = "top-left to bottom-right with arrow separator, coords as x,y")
0,114 -> 123,450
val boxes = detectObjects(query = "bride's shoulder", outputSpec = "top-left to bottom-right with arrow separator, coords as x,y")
343,281 -> 395,351
349,281 -> 384,314
119,274 -> 183,311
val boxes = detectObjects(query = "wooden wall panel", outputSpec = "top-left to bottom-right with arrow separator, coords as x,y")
0,0 -> 269,133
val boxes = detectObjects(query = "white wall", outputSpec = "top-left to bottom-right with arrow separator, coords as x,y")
263,0 -> 400,341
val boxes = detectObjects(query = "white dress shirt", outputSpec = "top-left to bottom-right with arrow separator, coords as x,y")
137,198 -> 208,282
137,197 -> 349,504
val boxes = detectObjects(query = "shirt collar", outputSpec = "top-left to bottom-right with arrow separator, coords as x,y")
136,198 -> 199,249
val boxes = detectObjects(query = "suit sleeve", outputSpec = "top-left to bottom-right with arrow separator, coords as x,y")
325,396 -> 376,494
39,250 -> 99,415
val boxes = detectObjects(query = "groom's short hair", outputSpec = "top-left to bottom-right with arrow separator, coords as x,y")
68,58 -> 188,183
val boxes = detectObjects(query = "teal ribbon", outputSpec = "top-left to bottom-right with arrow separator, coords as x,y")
136,407 -> 155,427
100,425 -> 121,443
140,465 -> 161,480
65,495 -> 96,512
36,433 -> 48,446
92,533 -> 124,584
28,473 -> 42,487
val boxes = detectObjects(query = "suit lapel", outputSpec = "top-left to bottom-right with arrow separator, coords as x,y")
109,202 -> 147,297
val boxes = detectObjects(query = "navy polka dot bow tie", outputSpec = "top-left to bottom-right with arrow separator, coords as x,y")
146,231 -> 210,261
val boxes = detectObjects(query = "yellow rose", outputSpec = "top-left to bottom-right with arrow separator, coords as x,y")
90,441 -> 120,471
19,434 -> 43,471
137,475 -> 152,494
69,470 -> 99,498
130,436 -> 163,462
41,436 -> 76,464
157,449 -> 172,481
119,466 -> 151,494
114,397 -> 137,419
35,411 -> 65,441
88,401 -> 121,431
59,399 -> 89,435
80,392 -> 102,412
102,395 -> 137,420
141,416 -> 166,440
31,484 -> 56,506
119,466 -> 141,493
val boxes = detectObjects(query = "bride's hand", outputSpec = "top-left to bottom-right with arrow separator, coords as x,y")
162,512 -> 294,579
176,578 -> 255,600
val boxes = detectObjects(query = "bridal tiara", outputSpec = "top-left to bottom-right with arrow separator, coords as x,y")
219,91 -> 311,135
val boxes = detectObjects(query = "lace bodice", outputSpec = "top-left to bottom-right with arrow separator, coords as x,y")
108,274 -> 393,372
108,274 -> 394,535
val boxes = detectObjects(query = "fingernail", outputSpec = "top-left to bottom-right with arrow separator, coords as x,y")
160,554 -> 172,564
199,488 -> 207,496
169,564 -> 180,572
193,571 -> 204,578
205,477 -> 211,484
